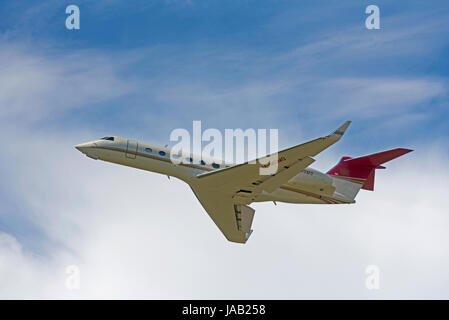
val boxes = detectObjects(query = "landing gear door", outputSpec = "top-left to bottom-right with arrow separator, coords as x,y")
126,140 -> 138,159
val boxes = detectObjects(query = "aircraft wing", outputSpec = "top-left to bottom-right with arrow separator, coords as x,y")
190,121 -> 351,243
190,185 -> 254,243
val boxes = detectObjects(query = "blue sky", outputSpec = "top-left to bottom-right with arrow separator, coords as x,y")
1,0 -> 448,148
0,1 -> 449,298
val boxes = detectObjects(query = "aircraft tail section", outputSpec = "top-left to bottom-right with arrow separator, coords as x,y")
327,148 -> 413,192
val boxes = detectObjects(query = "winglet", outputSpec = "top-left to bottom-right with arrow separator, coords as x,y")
332,121 -> 351,136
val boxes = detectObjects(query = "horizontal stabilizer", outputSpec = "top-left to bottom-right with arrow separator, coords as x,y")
343,148 -> 413,167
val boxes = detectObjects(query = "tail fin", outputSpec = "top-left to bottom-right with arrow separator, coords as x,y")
327,148 -> 413,191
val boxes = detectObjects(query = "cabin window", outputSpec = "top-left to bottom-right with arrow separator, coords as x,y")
159,151 -> 166,156
212,163 -> 220,169
101,137 -> 114,141
145,148 -> 152,153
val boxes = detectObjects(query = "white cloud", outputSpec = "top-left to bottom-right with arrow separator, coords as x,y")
150,80 -> 292,127
1,19 -> 449,299
0,123 -> 448,298
285,12 -> 449,65
319,77 -> 446,119
0,41 -> 138,123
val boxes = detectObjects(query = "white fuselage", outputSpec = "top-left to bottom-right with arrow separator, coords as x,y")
76,136 -> 357,205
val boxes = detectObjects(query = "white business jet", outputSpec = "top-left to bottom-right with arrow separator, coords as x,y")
75,121 -> 412,243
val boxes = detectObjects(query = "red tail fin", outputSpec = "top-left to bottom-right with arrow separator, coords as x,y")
327,148 -> 413,191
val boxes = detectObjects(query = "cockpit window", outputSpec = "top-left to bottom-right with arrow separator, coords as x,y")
101,137 -> 114,141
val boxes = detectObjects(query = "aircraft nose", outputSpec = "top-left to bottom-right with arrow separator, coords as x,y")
75,142 -> 96,154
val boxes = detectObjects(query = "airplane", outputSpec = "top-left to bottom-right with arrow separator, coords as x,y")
75,121 -> 412,244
